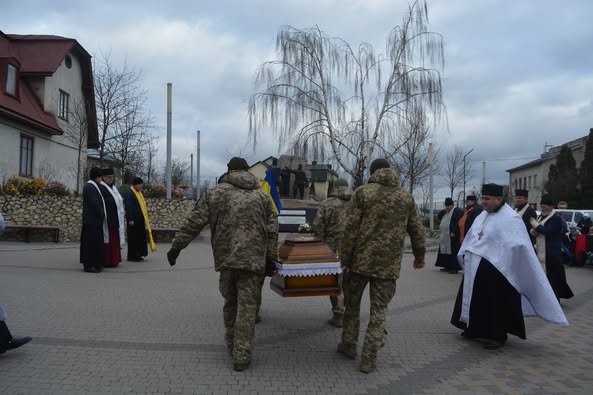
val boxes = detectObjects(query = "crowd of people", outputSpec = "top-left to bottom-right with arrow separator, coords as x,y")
1,158 -> 575,373
80,167 -> 155,273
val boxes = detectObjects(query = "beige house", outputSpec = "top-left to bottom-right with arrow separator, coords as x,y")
0,31 -> 98,192
506,135 -> 587,209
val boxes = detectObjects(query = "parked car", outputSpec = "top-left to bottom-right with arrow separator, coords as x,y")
555,209 -> 593,229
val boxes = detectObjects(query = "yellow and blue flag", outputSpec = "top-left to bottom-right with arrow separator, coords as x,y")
261,167 -> 282,214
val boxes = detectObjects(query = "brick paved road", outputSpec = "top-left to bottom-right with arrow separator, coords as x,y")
1,238 -> 592,394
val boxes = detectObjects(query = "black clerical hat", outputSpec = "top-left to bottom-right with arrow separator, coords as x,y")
481,183 -> 503,197
132,177 -> 144,185
89,167 -> 102,179
466,195 -> 477,201
540,194 -> 555,206
445,197 -> 454,206
101,168 -> 114,176
515,189 -> 528,198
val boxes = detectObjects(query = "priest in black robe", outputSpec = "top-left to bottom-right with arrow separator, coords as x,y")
514,189 -> 537,245
451,184 -> 568,350
80,167 -> 106,273
124,177 -> 148,261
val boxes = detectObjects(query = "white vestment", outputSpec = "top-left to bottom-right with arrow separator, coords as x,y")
439,209 -> 453,254
457,203 -> 568,326
100,181 -> 126,247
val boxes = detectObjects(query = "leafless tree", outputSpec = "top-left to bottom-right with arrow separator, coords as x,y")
94,51 -> 153,175
143,135 -> 160,184
167,159 -> 190,186
442,145 -> 472,199
63,98 -> 88,194
248,1 -> 445,187
385,109 -> 437,194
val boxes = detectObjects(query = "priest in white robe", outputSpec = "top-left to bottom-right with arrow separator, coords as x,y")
451,183 -> 568,349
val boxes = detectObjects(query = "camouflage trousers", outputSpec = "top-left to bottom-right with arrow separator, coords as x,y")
330,294 -> 345,316
341,271 -> 396,365
219,269 -> 264,364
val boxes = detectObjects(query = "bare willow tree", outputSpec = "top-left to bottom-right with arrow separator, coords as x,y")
442,145 -> 472,199
248,1 -> 445,187
143,135 -> 159,184
64,98 -> 88,194
385,108 -> 436,194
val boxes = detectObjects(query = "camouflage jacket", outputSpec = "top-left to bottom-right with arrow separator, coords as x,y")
312,187 -> 352,254
341,168 -> 425,280
171,170 -> 279,274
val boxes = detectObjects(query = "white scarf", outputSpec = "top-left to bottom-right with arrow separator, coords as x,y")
457,203 -> 567,326
87,180 -> 109,243
515,204 -> 529,218
100,181 -> 126,246
531,209 -> 557,268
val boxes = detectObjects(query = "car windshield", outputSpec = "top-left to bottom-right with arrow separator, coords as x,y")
556,211 -> 573,223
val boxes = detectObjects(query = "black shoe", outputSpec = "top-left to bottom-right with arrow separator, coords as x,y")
439,268 -> 449,272
7,336 -> 32,350
83,267 -> 100,273
127,258 -> 142,262
448,270 -> 459,274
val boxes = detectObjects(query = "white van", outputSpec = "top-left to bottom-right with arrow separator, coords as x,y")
555,209 -> 593,229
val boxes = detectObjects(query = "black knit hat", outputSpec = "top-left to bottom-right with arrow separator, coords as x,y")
132,177 -> 144,185
540,194 -> 555,206
481,183 -> 503,197
370,158 -> 390,175
445,197 -> 454,206
515,189 -> 528,198
227,157 -> 249,171
89,167 -> 102,179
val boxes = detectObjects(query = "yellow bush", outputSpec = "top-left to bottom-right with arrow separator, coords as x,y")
3,176 -> 46,196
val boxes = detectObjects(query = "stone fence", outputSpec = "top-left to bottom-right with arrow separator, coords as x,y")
0,195 -> 195,243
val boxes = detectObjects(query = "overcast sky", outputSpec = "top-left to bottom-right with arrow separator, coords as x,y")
3,0 -> 593,199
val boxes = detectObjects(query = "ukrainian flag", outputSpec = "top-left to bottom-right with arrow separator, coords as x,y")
261,167 -> 282,214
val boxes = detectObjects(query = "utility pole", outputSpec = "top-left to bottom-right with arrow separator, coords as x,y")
463,148 -> 474,209
165,83 -> 172,200
482,161 -> 486,185
190,153 -> 193,196
196,130 -> 201,200
428,142 -> 434,231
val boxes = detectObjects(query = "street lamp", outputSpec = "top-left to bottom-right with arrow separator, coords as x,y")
463,148 -> 474,208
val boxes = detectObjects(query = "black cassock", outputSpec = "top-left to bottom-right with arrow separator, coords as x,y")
124,190 -> 148,260
451,259 -> 526,342
80,182 -> 106,269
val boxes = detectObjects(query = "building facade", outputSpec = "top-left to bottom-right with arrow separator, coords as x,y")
0,31 -> 98,192
507,135 -> 587,209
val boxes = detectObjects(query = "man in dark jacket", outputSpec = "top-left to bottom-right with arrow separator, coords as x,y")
291,164 -> 308,200
80,167 -> 106,273
166,157 -> 278,372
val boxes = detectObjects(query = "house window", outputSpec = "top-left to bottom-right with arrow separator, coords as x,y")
534,175 -> 537,188
523,177 -> 527,190
6,64 -> 17,95
528,175 -> 532,189
514,179 -> 518,190
59,90 -> 69,121
19,134 -> 34,177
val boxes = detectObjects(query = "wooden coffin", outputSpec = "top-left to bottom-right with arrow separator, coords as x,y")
270,236 -> 342,297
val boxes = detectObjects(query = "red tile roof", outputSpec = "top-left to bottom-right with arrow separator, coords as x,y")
0,31 -> 98,145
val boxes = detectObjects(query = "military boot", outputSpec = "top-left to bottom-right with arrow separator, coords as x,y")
336,342 -> 357,359
327,313 -> 343,328
359,358 -> 376,374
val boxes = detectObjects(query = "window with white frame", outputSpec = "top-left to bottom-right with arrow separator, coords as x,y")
6,64 -> 17,95
19,134 -> 34,177
59,89 -> 69,121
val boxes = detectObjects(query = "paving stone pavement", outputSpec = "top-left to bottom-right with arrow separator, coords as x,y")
1,238 -> 592,395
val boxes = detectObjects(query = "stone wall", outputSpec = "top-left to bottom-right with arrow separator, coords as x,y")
0,195 -> 195,242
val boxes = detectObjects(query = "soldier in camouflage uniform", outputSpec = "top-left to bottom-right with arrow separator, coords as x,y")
338,159 -> 425,373
166,157 -> 278,372
312,185 -> 353,327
